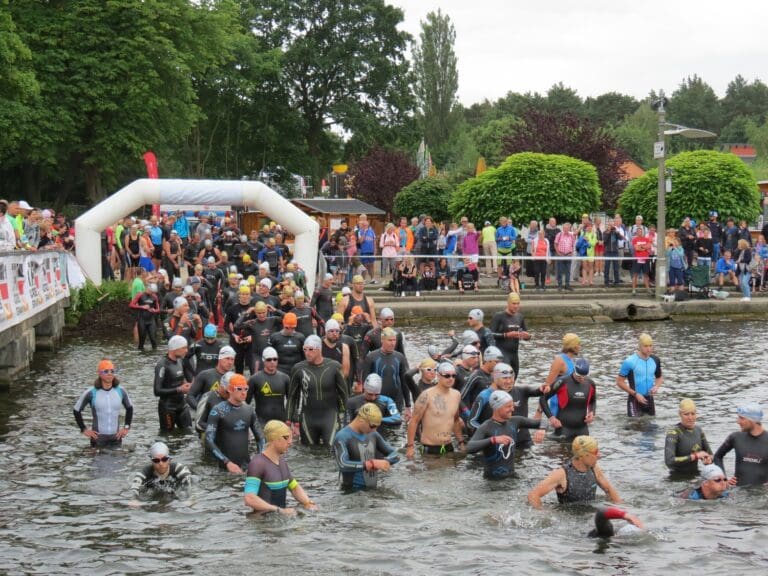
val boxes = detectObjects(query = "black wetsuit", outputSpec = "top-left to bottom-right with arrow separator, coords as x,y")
540,375 -> 596,440
195,390 -> 227,433
342,294 -> 372,323
361,349 -> 410,410
287,358 -> 348,446
247,369 -> 290,423
714,430 -> 768,486
557,462 -> 597,503
153,355 -> 191,431
511,386 -> 544,448
130,462 -> 192,499
129,291 -> 160,350
310,286 -> 335,321
290,305 -> 315,338
268,330 -> 306,375
466,416 -> 545,479
473,326 -> 495,353
205,400 -> 264,470
236,315 -> 281,363
460,368 -> 492,407
664,423 -> 712,475
224,301 -> 255,375
184,339 -> 222,379
362,327 -> 405,357
341,333 -> 360,385
489,310 -> 527,377
343,324 -> 369,382
187,367 -> 227,409
345,393 -> 401,427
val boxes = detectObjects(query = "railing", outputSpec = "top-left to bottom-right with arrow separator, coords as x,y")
0,250 -> 71,331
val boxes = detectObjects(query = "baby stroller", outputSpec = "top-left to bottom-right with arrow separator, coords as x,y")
687,264 -> 711,299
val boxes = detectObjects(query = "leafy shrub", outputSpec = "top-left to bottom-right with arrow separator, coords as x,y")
393,177 -> 453,222
65,280 -> 131,325
449,152 -> 601,225
618,150 -> 760,226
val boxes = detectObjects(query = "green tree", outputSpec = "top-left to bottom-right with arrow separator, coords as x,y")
745,118 -> 768,159
618,150 -> 760,227
393,176 -> 453,222
721,75 -> 768,128
668,75 -> 722,150
449,152 -> 601,225
584,92 -> 638,127
412,9 -> 459,151
0,2 -> 39,162
7,0 -> 239,204
469,115 -> 520,167
251,0 -> 412,192
613,102 -> 657,168
545,82 -> 583,116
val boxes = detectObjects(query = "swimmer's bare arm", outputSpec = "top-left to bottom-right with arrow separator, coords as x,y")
528,468 -> 567,509
616,374 -> 646,405
244,492 -> 296,516
594,463 -> 622,503
406,391 -> 429,460
453,404 -> 465,450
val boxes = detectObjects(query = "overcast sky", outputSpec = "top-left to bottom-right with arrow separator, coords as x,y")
389,0 -> 768,106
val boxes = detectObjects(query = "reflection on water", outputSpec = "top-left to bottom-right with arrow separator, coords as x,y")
0,320 -> 767,574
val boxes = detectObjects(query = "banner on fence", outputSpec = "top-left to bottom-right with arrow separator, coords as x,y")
0,251 -> 70,329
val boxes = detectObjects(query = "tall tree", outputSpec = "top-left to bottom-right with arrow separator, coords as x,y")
0,2 -> 39,163
721,75 -> 768,128
503,109 -> 630,208
6,0 -> 239,205
668,75 -> 723,145
613,102 -> 657,168
251,0 -> 412,192
584,92 -> 639,127
545,82 -> 583,116
412,9 -> 459,150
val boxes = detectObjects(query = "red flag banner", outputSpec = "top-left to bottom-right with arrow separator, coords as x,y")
143,151 -> 160,217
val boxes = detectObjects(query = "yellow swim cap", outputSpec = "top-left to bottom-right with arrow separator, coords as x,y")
352,275 -> 365,284
679,398 -> 696,413
331,312 -> 344,323
572,435 -> 598,458
508,293 -> 521,304
357,403 -> 382,427
639,333 -> 653,347
239,286 -> 251,295
419,358 -> 437,369
562,333 -> 580,350
264,420 -> 292,442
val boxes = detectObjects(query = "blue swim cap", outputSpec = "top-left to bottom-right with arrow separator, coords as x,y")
575,358 -> 590,375
737,403 -> 763,423
204,324 -> 217,338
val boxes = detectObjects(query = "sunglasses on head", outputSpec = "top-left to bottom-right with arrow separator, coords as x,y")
151,456 -> 170,463
100,369 -> 116,375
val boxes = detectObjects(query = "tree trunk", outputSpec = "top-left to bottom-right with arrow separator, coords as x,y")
84,164 -> 104,204
306,122 -> 324,197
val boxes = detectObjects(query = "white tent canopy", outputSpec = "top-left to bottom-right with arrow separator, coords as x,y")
75,179 -> 319,292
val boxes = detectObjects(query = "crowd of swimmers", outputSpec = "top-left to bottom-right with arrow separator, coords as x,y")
73,275 -> 768,532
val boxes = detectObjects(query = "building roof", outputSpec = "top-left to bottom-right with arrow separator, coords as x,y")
292,198 -> 385,215
619,160 -> 646,180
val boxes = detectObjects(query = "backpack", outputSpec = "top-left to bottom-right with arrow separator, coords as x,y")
575,235 -> 590,256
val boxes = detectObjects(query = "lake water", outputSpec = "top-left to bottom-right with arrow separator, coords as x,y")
0,319 -> 766,575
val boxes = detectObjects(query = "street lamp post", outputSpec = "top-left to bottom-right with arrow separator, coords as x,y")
653,91 -> 717,300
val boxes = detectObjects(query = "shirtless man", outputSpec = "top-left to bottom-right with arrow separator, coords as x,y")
406,362 -> 465,458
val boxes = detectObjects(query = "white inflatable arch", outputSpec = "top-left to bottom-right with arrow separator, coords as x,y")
75,179 -> 319,292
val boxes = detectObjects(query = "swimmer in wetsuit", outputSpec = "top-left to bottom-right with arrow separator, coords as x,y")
540,358 -> 596,440
206,374 -> 265,473
616,333 -> 663,417
130,442 -> 192,502
466,390 -> 547,479
680,464 -> 729,500
287,335 -> 348,446
244,421 -> 317,516
345,373 -> 401,427
333,403 -> 399,490
73,359 -> 133,448
247,347 -> 290,424
664,398 -> 713,476
528,436 -> 622,508
714,403 -> 768,487
154,335 -> 193,431
589,507 -> 644,537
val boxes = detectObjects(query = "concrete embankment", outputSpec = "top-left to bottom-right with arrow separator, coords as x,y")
371,286 -> 768,324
